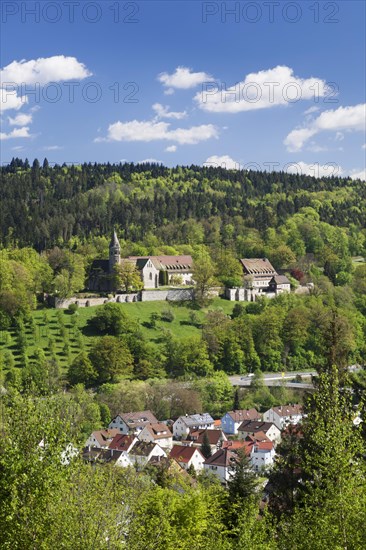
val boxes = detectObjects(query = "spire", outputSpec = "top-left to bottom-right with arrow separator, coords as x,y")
109,229 -> 120,249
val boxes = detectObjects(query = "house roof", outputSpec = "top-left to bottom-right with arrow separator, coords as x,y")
213,419 -> 222,429
222,440 -> 248,452
240,258 -> 277,276
129,441 -> 158,457
204,447 -> 237,467
109,434 -> 136,452
169,445 -> 204,463
270,405 -> 303,417
270,275 -> 291,285
225,408 -> 260,423
144,423 -> 173,440
245,431 -> 271,443
238,420 -> 277,433
116,410 -> 158,429
128,255 -> 193,272
188,428 -> 226,445
91,429 -> 120,447
177,413 -> 214,427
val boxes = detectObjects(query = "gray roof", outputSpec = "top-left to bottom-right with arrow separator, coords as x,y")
270,275 -> 290,285
110,230 -> 120,249
240,258 -> 277,276
180,413 -> 214,427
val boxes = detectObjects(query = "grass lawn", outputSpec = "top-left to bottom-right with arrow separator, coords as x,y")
0,297 -> 235,371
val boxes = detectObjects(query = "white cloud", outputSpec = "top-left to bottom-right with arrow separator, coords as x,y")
195,65 -> 329,113
204,155 -> 240,170
362,143 -> 366,150
43,145 -> 63,151
286,161 -> 343,178
96,119 -> 218,145
335,131 -> 344,141
304,106 -> 320,115
0,55 -> 91,85
11,145 -> 24,151
164,88 -> 175,96
158,66 -> 213,90
350,168 -> 366,181
307,142 -> 328,152
165,145 -> 177,152
0,88 -> 28,113
8,113 -> 32,126
137,158 -> 163,164
285,103 -> 366,151
284,127 -> 318,152
0,127 -> 31,140
152,103 -> 187,120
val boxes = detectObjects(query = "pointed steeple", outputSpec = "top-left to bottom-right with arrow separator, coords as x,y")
109,229 -> 121,273
109,229 -> 120,250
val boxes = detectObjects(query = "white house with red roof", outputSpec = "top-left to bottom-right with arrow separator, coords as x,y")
138,423 -> 173,449
203,448 -> 237,484
169,445 -> 205,472
108,410 -> 158,435
263,405 -> 303,431
238,420 -> 281,445
85,429 -> 120,449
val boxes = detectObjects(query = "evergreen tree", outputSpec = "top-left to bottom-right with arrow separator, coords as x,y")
200,430 -> 212,459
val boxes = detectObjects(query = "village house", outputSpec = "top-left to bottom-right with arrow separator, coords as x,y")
263,404 -> 303,431
127,441 -> 167,468
221,408 -> 261,435
108,410 -> 158,435
89,230 -> 193,291
245,437 -> 276,471
203,448 -> 237,484
85,429 -> 120,449
238,420 -> 281,445
225,258 -> 291,302
186,428 -> 227,454
109,434 -> 137,453
169,445 -> 205,472
173,413 -> 215,439
138,423 -> 173,450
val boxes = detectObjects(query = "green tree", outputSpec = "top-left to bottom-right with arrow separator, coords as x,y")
192,249 -> 217,303
114,260 -> 143,292
89,336 -> 133,384
200,430 -> 212,459
68,352 -> 97,387
87,302 -> 138,336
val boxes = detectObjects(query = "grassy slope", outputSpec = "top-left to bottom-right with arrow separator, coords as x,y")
0,298 -> 235,370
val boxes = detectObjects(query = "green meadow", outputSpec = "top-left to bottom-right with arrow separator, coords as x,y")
0,298 -> 235,370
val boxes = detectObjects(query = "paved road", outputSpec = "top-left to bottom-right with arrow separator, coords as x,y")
229,371 -> 316,387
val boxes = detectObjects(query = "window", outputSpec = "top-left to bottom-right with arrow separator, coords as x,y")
149,273 -> 152,280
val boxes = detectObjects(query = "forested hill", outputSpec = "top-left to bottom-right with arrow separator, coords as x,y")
1,158 -> 365,250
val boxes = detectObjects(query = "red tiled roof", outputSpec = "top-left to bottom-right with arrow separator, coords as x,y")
146,423 -> 173,439
109,434 -> 135,452
92,429 -> 120,447
189,428 -> 225,445
222,440 -> 248,451
116,410 -> 158,428
169,445 -> 203,464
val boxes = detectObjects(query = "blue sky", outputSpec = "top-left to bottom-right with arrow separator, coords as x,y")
1,0 -> 365,178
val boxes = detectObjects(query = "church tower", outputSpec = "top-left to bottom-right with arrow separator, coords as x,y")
109,229 -> 121,274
